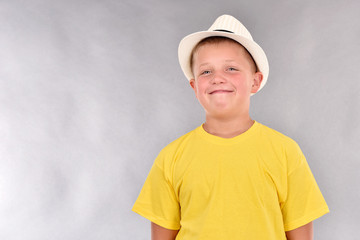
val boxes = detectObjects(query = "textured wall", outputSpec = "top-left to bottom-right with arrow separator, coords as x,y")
0,0 -> 359,239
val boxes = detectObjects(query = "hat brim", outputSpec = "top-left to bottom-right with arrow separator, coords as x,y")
178,31 -> 269,95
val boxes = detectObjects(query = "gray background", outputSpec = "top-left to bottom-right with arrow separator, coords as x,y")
0,0 -> 359,239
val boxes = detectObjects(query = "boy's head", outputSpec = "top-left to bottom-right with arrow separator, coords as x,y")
178,15 -> 269,96
188,37 -> 264,118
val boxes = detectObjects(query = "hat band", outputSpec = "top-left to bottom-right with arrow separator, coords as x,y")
213,29 -> 234,34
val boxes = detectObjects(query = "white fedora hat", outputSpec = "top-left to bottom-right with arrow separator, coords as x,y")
178,14 -> 269,95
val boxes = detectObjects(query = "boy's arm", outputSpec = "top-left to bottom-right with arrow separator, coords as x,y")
151,222 -> 179,240
285,221 -> 313,240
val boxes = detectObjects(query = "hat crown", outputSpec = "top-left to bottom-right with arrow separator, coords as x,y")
208,15 -> 253,40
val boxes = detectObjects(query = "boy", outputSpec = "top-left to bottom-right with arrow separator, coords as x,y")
132,15 -> 329,240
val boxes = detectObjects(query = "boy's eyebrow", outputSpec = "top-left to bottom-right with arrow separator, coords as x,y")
225,59 -> 237,63
198,62 -> 210,68
197,60 -> 237,68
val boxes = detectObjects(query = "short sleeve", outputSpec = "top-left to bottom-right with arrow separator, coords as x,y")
132,152 -> 181,230
281,143 -> 329,231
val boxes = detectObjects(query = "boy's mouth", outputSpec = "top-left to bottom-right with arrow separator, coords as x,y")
209,89 -> 234,94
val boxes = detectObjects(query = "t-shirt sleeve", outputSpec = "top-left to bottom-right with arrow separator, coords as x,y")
132,150 -> 181,230
280,142 -> 329,231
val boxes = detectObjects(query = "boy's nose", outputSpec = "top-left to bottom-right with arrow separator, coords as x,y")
210,73 -> 226,84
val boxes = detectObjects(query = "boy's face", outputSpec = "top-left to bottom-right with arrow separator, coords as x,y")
190,41 -> 263,119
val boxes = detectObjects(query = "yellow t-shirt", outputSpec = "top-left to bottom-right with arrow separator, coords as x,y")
132,121 -> 329,239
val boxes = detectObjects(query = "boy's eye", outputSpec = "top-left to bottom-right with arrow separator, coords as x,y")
201,70 -> 211,75
228,67 -> 237,71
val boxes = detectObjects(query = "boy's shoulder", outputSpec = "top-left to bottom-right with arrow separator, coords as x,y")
160,127 -> 200,154
258,122 -> 296,143
153,126 -> 200,171
257,122 -> 303,155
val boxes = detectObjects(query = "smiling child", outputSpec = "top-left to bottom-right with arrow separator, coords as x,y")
133,15 -> 329,240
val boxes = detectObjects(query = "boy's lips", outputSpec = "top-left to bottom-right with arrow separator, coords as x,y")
208,89 -> 234,94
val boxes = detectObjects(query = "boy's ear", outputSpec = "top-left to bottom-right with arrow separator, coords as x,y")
189,79 -> 198,98
189,79 -> 196,91
251,72 -> 263,94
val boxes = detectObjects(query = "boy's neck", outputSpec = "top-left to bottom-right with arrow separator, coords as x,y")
203,115 -> 255,138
